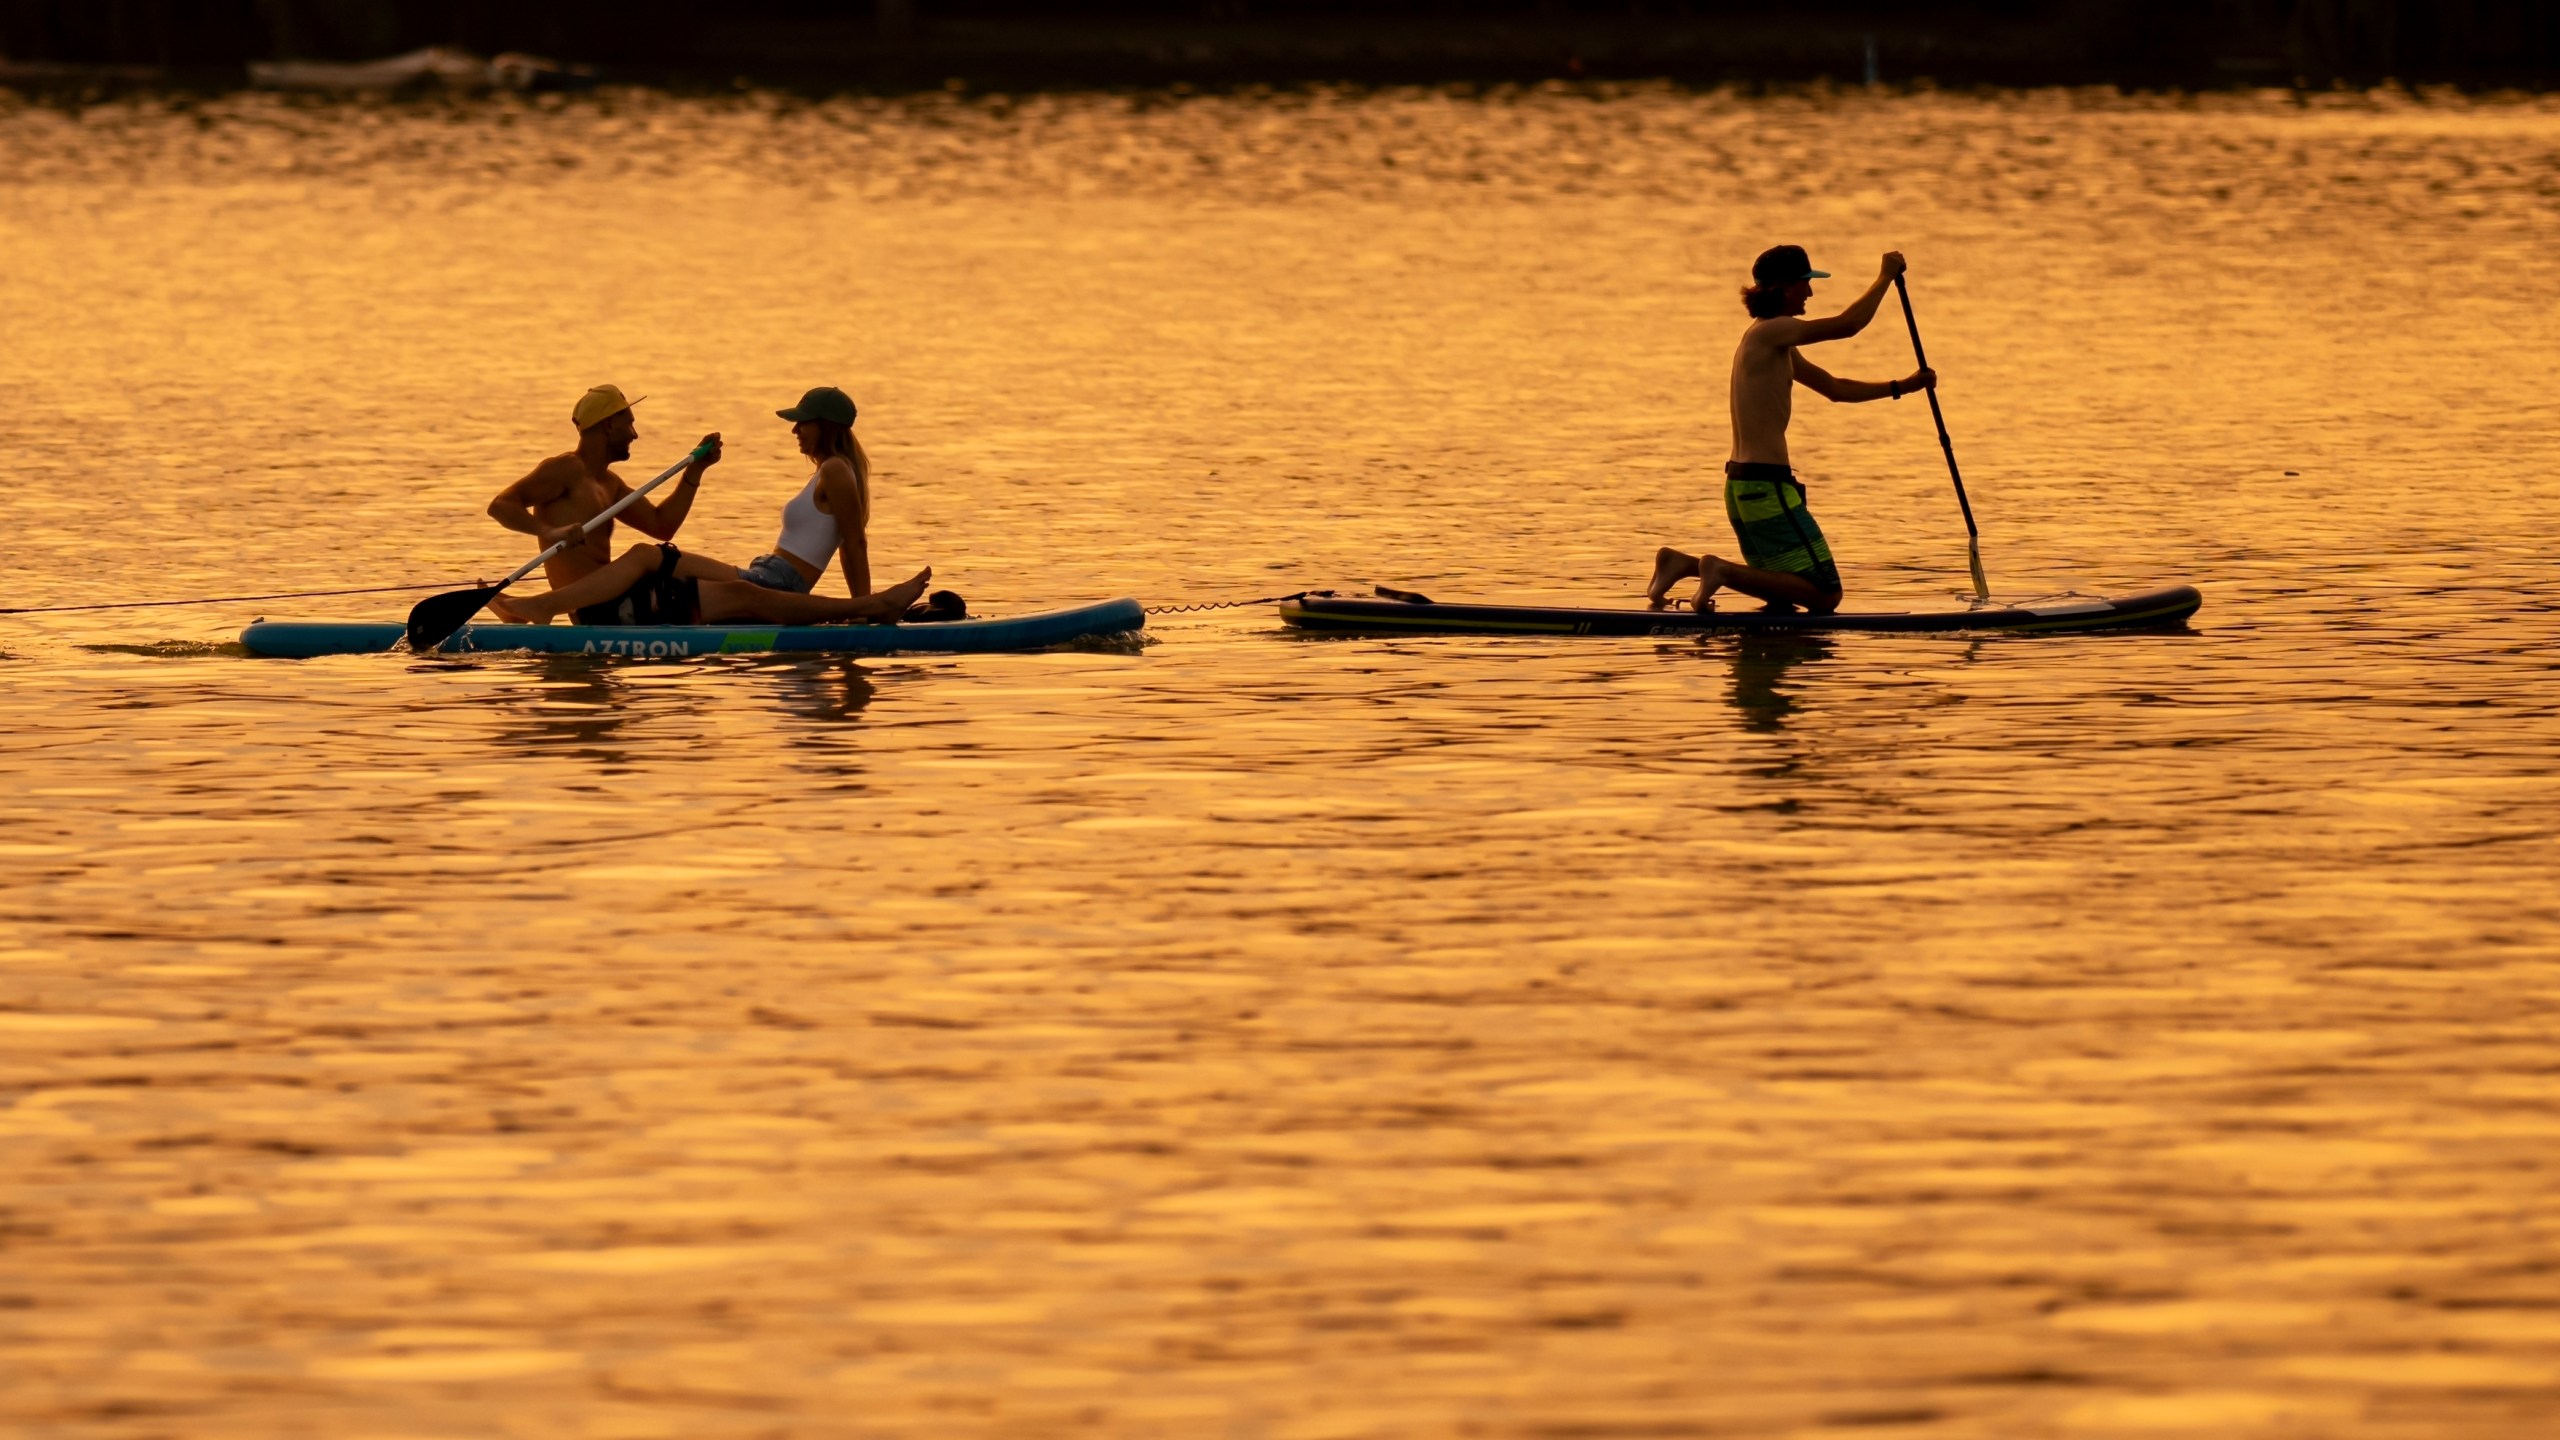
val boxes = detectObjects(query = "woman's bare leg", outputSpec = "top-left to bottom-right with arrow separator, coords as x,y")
696,568 -> 933,625
487,544 -> 666,623
1695,555 -> 1840,614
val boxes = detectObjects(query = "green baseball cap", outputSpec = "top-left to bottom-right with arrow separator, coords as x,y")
1752,244 -> 1830,286
776,386 -> 857,425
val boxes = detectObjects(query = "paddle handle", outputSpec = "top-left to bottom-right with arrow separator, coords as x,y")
1893,274 -> 1978,540
494,442 -> 712,591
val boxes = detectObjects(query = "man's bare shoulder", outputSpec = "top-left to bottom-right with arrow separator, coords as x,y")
1742,316 -> 1810,351
541,452 -> 627,498
500,452 -> 586,505
523,452 -> 588,486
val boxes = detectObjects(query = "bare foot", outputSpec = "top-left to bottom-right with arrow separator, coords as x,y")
1691,555 -> 1728,613
875,568 -> 932,621
486,591 -> 542,624
1646,546 -> 1696,609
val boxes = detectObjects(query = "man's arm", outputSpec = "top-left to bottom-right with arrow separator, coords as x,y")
487,457 -> 586,550
1764,251 -> 1907,347
1793,352 -> 1936,404
613,433 -> 722,540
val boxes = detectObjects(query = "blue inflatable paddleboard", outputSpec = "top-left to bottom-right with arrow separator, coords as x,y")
242,598 -> 1144,658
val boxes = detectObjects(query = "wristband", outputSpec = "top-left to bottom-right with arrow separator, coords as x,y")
1889,380 -> 1901,400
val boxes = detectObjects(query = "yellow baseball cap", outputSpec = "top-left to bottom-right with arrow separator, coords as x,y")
571,384 -> 645,431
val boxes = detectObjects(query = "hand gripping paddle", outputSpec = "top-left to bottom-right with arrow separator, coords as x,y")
405,441 -> 713,652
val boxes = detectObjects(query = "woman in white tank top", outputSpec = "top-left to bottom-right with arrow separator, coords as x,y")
742,386 -> 960,618
736,385 -> 871,596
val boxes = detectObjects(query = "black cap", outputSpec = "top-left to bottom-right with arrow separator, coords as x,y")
1751,245 -> 1830,287
776,385 -> 857,426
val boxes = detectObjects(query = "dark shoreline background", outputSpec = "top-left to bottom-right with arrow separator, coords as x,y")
2,1 -> 2554,93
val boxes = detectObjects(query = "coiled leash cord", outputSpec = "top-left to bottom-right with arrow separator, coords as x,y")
1145,589 -> 1336,615
1,580 -> 453,616
17,583 -> 1374,620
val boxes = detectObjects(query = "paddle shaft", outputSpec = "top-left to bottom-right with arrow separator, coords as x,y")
494,444 -> 710,591
1893,274 -> 1978,540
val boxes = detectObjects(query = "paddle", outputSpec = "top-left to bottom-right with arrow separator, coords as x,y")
1892,273 -> 1989,602
405,441 -> 712,652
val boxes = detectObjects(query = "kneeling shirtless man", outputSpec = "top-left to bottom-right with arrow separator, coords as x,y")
1647,246 -> 1935,613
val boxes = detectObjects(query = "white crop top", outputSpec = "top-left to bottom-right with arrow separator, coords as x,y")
774,471 -> 843,568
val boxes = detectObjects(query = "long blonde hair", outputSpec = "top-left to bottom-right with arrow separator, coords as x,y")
806,419 -> 867,529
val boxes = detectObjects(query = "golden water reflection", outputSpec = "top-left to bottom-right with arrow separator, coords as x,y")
1,84 -> 2558,1437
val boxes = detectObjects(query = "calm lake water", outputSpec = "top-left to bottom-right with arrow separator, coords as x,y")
4,82 -> 2559,1437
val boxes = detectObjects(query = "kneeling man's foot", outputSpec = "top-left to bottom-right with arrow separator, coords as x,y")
1646,547 -> 1693,608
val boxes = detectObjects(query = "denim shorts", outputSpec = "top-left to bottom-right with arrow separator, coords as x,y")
736,553 -> 814,593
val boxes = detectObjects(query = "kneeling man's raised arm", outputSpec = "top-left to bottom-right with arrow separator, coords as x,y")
1792,350 -> 1935,405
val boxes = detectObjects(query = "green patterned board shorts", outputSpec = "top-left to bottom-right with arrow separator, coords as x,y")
1723,461 -> 1842,594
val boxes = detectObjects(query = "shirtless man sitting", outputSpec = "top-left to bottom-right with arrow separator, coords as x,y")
486,384 -> 927,626
1646,246 -> 1935,613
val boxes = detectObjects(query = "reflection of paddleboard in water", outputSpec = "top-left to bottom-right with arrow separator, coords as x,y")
240,598 -> 1143,658
1276,587 -> 2201,637
248,47 -> 595,93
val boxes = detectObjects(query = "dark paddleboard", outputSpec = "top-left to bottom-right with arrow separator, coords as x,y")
1277,586 -> 2201,637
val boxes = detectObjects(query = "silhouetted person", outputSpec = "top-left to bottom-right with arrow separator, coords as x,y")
1647,246 -> 1935,613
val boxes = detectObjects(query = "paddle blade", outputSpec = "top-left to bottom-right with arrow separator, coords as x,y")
405,585 -> 500,652
1966,539 -> 1990,605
